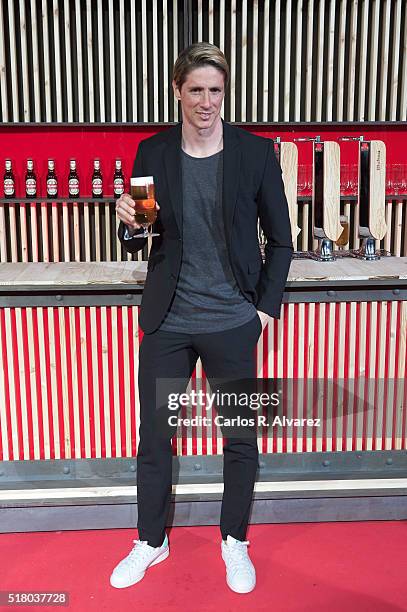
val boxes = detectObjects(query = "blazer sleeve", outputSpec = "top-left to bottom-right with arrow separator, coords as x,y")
117,140 -> 148,253
256,140 -> 293,319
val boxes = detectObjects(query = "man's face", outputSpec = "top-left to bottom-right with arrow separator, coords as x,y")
173,65 -> 225,130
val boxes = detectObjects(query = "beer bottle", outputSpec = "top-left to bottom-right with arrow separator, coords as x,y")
25,158 -> 37,198
113,159 -> 125,198
4,159 -> 15,198
68,159 -> 80,198
92,159 -> 103,198
46,159 -> 58,198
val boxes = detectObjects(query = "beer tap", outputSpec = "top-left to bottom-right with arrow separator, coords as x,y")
269,137 -> 300,258
294,135 -> 342,262
338,135 -> 389,260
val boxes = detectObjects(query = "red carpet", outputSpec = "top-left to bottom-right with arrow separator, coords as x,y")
1,522 -> 406,611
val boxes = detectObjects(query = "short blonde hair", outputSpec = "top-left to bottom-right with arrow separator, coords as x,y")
173,42 -> 229,91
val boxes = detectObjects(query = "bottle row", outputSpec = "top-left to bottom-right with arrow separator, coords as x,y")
3,159 -> 125,199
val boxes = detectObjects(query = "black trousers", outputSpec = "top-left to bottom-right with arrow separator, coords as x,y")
136,313 -> 262,548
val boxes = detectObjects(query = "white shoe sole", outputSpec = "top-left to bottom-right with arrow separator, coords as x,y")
226,576 -> 256,594
110,547 -> 170,589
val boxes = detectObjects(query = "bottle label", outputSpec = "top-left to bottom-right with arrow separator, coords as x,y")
4,178 -> 15,196
47,178 -> 58,196
26,178 -> 36,196
92,178 -> 103,195
69,178 -> 79,195
114,177 -> 124,195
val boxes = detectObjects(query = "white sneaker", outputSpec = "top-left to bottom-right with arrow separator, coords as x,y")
110,534 -> 169,588
221,534 -> 256,594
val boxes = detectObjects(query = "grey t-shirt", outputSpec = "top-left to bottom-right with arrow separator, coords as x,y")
159,149 -> 256,333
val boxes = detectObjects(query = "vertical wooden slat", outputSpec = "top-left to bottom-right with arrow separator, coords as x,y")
86,0 -> 94,121
64,0 -> 73,121
41,201 -> 49,262
26,308 -> 41,458
304,0 -> 313,121
73,201 -> 80,261
326,0 -> 336,121
8,202 -> 18,261
294,0 -> 302,121
394,201 -> 403,257
90,306 -> 101,457
283,0 -> 292,121
152,0 -> 158,122
94,203 -> 100,261
53,0 -> 63,121
84,202 -> 91,261
379,0 -> 391,120
30,1 -> 41,120
173,0 -> 178,121
197,0 -> 202,40
97,0 -> 105,121
368,0 -> 380,120
141,0 -> 148,121
30,203 -> 38,262
19,202 -> 28,262
241,0 -> 247,122
18,0 -> 30,121
15,308 -> 29,459
0,310 -> 10,459
75,0 -> 84,122
5,309 -> 19,458
51,202 -> 59,262
347,0 -> 358,121
230,0 -> 236,122
0,0 -> 9,121
62,202 -> 70,262
8,0 -> 19,120
262,0 -> 270,121
107,0 -> 115,121
0,204 -> 7,261
119,0 -> 126,121
122,306 -> 131,456
389,0 -> 402,120
163,0 -> 168,122
273,0 -> 281,121
219,0 -> 225,118
208,0 -> 213,43
104,202 -> 111,260
336,0 -> 346,121
219,0 -> 225,51
358,0 -> 369,121
315,0 -> 325,121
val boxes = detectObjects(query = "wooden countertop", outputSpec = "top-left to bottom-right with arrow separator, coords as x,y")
0,257 -> 406,291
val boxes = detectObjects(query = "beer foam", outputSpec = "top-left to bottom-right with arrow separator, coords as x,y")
130,176 -> 154,185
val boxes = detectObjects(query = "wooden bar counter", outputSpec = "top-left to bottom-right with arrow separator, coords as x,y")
0,258 -> 406,532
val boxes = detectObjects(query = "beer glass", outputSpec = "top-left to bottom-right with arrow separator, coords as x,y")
130,176 -> 159,238
335,214 -> 350,250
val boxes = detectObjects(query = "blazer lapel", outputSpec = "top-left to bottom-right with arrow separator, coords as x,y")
222,120 -> 241,246
163,122 -> 183,236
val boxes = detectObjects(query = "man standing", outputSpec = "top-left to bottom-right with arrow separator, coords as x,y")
111,42 -> 293,594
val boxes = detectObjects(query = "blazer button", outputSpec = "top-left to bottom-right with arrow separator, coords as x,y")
178,238 -> 181,242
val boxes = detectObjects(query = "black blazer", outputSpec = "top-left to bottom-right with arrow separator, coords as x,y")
118,120 -> 293,334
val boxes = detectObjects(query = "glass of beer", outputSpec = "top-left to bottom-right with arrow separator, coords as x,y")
335,214 -> 350,250
130,176 -> 159,238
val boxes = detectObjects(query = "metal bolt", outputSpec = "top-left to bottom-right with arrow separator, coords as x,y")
322,459 -> 330,467
63,466 -> 70,474
194,463 -> 202,471
130,464 -> 136,472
